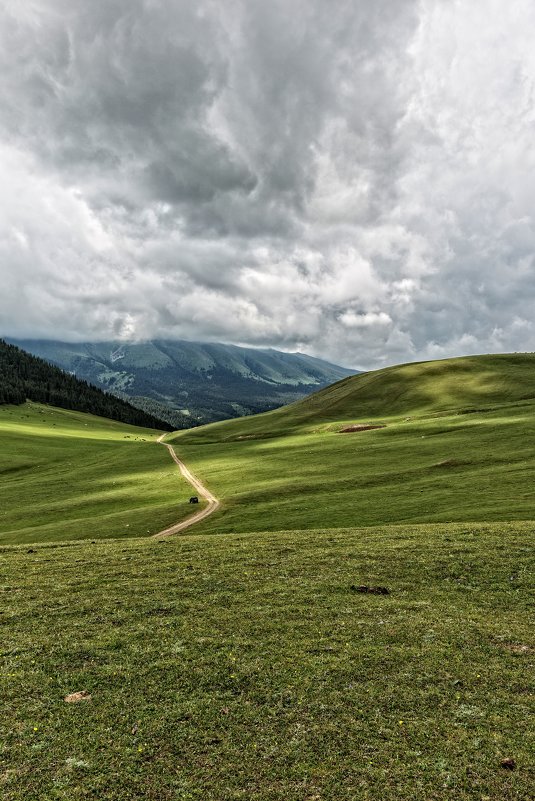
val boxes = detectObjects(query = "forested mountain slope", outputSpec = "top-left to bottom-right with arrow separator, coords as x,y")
0,339 -> 170,430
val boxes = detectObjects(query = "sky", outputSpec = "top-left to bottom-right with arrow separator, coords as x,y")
1,0 -> 535,370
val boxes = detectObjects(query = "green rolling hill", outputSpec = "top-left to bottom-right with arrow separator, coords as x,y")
167,353 -> 535,534
4,351 -> 533,545
288,352 -> 535,421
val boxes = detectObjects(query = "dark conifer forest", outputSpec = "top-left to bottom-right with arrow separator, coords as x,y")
0,340 -> 171,430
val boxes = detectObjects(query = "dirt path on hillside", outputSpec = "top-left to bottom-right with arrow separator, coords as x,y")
153,434 -> 220,537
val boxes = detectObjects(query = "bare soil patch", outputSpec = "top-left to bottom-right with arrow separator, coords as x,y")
339,424 -> 386,433
64,690 -> 91,703
501,643 -> 532,654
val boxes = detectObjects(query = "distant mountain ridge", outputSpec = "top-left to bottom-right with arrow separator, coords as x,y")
8,339 -> 356,427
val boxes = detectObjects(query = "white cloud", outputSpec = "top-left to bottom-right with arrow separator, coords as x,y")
0,0 -> 535,369
339,311 -> 392,329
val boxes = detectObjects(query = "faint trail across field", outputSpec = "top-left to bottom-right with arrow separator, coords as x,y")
154,434 -> 220,536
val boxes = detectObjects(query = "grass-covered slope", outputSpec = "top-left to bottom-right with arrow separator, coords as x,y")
1,523 -> 532,800
168,354 -> 535,534
293,352 -> 535,422
179,353 -> 535,437
0,403 -> 195,545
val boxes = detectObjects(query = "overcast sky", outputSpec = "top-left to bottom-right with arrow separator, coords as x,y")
1,0 -> 535,369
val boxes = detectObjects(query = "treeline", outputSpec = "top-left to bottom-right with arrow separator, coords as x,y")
119,393 -> 196,430
0,340 -> 172,430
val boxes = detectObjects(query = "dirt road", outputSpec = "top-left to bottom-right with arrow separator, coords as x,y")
154,434 -> 220,537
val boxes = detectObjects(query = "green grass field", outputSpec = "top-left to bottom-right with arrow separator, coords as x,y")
167,354 -> 535,534
0,523 -> 532,800
0,402 -> 197,544
1,355 -> 533,798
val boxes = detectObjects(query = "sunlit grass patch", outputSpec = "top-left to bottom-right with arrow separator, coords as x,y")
0,403 -> 192,544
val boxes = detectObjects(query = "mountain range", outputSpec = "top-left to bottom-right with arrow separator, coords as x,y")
8,338 -> 355,427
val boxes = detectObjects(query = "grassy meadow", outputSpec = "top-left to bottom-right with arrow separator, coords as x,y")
168,354 -> 535,534
1,354 -> 534,798
0,522 -> 533,800
0,402 -> 196,544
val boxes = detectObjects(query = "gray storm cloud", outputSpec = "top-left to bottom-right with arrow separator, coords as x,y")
1,0 -> 535,368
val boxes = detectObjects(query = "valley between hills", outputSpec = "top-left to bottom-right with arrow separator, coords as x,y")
0,347 -> 533,800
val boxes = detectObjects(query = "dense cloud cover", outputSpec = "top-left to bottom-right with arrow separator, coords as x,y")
1,0 -> 535,368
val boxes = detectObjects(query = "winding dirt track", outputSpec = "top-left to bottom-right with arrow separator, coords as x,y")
154,433 -> 220,537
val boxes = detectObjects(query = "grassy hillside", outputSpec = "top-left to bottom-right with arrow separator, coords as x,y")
293,352 -> 535,421
1,522 -> 532,800
0,403 -> 196,545
167,354 -> 535,534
